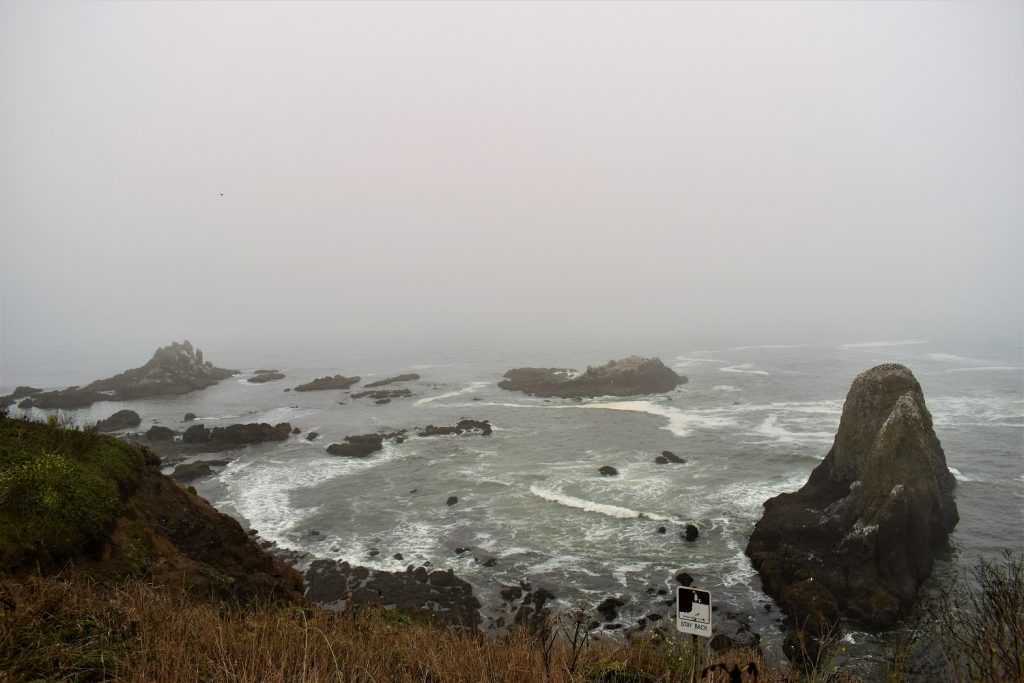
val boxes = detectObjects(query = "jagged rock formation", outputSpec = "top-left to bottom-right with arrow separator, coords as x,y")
417,419 -> 492,437
180,422 -> 292,449
294,375 -> 360,392
745,364 -> 958,634
499,356 -> 687,398
305,559 -> 481,629
24,341 -> 237,409
364,373 -> 420,388
325,431 -> 406,458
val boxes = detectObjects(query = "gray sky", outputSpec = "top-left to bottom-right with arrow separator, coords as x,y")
1,1 -> 1022,367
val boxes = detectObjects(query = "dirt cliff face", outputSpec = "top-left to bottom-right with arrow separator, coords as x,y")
745,364 -> 958,633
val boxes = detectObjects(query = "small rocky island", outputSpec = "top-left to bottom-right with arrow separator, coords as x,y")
499,355 -> 687,398
3,341 -> 237,409
746,364 -> 959,636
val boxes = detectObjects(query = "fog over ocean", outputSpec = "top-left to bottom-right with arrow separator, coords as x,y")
6,336 -> 1021,668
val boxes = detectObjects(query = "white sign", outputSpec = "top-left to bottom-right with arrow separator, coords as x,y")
676,586 -> 713,637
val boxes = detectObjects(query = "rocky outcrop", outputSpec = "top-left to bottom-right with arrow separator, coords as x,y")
598,465 -> 619,476
0,386 -> 42,408
294,375 -> 360,392
499,356 -> 687,398
248,371 -> 285,383
26,341 -> 237,409
417,419 -> 492,437
352,389 -> 412,400
144,425 -> 176,441
171,459 -> 228,482
746,364 -> 958,634
364,373 -> 420,388
326,434 -> 383,458
305,560 -> 481,629
96,409 -> 142,432
181,422 -> 292,450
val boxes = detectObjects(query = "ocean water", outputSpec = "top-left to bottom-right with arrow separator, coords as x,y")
4,337 -> 1022,668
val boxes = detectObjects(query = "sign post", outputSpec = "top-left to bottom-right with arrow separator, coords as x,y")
676,587 -> 712,683
676,586 -> 712,637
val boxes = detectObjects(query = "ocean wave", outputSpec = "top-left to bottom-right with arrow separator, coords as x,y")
689,344 -> 818,354
948,467 -> 974,483
713,385 -> 742,392
720,364 -> 770,376
529,485 -> 670,521
414,381 -> 491,406
752,415 -> 837,445
928,352 -> 993,364
840,340 -> 927,349
572,400 -> 735,437
939,366 -> 1023,374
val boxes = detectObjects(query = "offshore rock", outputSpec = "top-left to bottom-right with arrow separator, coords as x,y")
294,375 -> 360,392
28,341 -> 237,408
364,373 -> 420,388
418,419 -> 492,437
499,356 -> 687,398
247,371 -> 285,383
746,364 -> 958,634
96,409 -> 142,432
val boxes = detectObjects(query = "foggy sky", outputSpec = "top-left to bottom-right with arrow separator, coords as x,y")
1,1 -> 1022,369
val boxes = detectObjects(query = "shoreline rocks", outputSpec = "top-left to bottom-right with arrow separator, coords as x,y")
364,373 -> 420,388
746,364 -> 959,635
96,409 -> 142,432
499,356 -> 687,398
417,419 -> 492,437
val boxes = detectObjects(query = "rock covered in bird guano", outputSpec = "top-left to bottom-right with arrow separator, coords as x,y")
26,341 -> 238,409
499,356 -> 687,398
293,374 -> 361,391
96,409 -> 142,432
745,364 -> 958,634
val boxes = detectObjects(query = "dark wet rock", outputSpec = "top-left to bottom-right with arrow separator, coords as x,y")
180,422 -> 291,449
294,375 -> 360,392
184,412 -> 197,422
145,425 -> 176,441
364,373 -> 420,388
171,459 -> 228,482
446,496 -> 458,506
675,572 -> 694,586
306,431 -> 319,441
248,371 -> 285,383
597,596 -> 625,621
32,342 -> 237,409
709,608 -> 762,654
393,553 -> 403,561
17,398 -> 35,410
646,613 -> 663,621
96,409 -> 142,432
499,356 -> 688,398
182,424 -> 211,443
654,455 -> 669,464
480,557 -> 498,567
1,386 -> 42,407
681,524 -> 699,542
661,451 -> 685,463
375,398 -> 390,405
603,623 -> 622,630
512,586 -> 557,634
746,364 -> 959,635
367,549 -> 380,557
598,465 -> 618,476
500,585 -> 524,601
656,526 -> 667,534
352,388 -> 412,400
418,419 -> 492,437
326,433 -> 383,458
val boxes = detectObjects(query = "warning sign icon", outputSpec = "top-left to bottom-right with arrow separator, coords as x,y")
676,587 -> 712,637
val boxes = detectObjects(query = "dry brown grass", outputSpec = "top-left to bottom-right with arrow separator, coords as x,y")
0,574 -> 798,683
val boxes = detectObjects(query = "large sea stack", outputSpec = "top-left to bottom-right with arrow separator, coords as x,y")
746,364 -> 958,634
24,341 -> 238,409
499,355 -> 687,398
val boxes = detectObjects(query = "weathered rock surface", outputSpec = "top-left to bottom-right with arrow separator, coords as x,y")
746,364 -> 958,634
364,373 -> 420,388
325,431 -> 405,457
171,459 -> 228,482
305,559 -> 481,628
499,356 -> 687,398
352,389 -> 412,400
27,342 -> 237,409
247,371 -> 285,383
417,419 -> 492,437
144,425 -> 176,441
181,422 -> 292,450
96,409 -> 142,432
294,375 -> 360,392
0,386 -> 42,407
598,465 -> 619,476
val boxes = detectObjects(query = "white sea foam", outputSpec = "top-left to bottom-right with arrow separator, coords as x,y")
940,366 -> 1023,374
572,400 -> 735,437
753,415 -> 836,445
948,467 -> 974,483
612,562 -> 652,587
713,385 -> 741,392
840,340 -> 927,349
415,381 -> 491,405
928,352 -> 994,364
529,485 -> 670,521
720,364 -> 770,376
